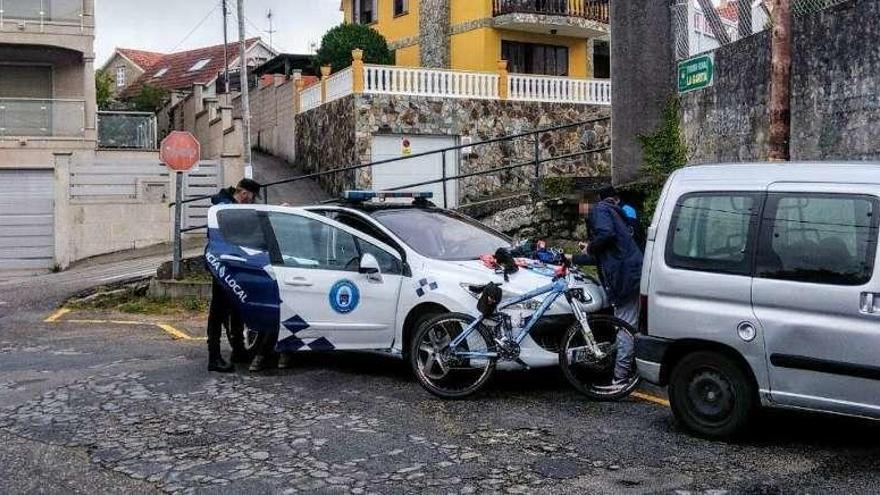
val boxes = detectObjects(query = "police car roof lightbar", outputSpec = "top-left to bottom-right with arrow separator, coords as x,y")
343,190 -> 434,202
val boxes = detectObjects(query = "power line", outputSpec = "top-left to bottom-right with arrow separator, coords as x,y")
168,0 -> 224,52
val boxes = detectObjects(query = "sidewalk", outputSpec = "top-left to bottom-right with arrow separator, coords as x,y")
252,150 -> 329,206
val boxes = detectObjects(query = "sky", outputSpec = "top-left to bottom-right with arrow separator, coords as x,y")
95,0 -> 343,67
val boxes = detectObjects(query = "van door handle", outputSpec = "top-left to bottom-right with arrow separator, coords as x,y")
860,292 -> 880,315
284,276 -> 313,287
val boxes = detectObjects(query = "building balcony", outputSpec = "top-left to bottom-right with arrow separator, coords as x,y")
491,0 -> 609,38
0,98 -> 86,138
0,0 -> 94,53
97,111 -> 158,150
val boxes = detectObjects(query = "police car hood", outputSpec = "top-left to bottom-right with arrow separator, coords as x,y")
445,259 -> 564,294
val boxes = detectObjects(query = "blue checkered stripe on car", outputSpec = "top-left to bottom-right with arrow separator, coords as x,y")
276,315 -> 336,352
415,278 -> 439,297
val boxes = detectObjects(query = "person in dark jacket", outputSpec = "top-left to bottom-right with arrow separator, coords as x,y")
572,186 -> 643,389
206,178 -> 261,372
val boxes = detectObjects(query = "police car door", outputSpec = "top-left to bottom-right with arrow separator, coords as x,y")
266,207 -> 404,352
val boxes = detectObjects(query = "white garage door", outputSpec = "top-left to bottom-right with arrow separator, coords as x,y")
370,135 -> 458,208
0,170 -> 54,271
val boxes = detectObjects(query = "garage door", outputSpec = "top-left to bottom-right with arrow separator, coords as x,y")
370,135 -> 458,208
0,170 -> 54,271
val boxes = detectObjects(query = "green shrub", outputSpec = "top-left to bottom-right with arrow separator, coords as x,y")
314,23 -> 394,73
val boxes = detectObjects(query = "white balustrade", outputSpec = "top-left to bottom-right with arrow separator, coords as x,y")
299,83 -> 322,113
325,67 -> 354,104
508,75 -> 611,105
363,65 -> 500,100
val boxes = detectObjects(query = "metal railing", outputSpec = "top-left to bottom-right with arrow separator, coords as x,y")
492,0 -> 610,22
0,0 -> 85,27
173,117 -> 611,234
97,111 -> 158,150
0,98 -> 85,138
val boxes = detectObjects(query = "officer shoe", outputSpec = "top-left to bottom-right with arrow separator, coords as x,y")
248,355 -> 268,372
208,356 -> 234,373
277,353 -> 293,369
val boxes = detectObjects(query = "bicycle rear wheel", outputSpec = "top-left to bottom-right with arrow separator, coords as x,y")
410,312 -> 497,399
559,314 -> 640,401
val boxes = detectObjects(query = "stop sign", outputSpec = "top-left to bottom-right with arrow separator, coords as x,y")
160,131 -> 201,172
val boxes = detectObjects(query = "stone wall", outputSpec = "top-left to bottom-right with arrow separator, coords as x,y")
293,96 -> 358,195
680,0 -> 880,164
419,0 -> 450,67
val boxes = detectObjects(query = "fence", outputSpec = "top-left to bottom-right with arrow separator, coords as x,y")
295,49 -> 611,114
69,160 -> 168,200
0,0 -> 86,28
363,65 -> 500,100
492,0 -> 609,23
672,0 -> 851,60
97,111 -> 157,150
0,98 -> 85,138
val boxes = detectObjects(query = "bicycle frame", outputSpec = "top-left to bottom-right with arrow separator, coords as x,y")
447,276 -> 571,359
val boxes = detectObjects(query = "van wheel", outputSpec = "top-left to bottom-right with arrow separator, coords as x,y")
669,351 -> 756,439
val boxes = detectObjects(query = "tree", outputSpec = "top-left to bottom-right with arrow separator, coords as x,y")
131,85 -> 170,113
314,23 -> 393,73
95,70 -> 115,110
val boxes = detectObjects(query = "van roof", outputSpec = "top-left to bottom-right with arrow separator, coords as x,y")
673,162 -> 880,186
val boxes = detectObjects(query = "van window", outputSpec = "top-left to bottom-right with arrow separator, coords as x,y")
666,193 -> 759,275
756,193 -> 878,285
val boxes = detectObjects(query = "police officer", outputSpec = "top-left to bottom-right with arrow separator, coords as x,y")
206,178 -> 261,372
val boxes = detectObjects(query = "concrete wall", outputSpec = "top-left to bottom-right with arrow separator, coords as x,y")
609,0 -> 676,184
680,0 -> 880,164
248,75 -> 297,164
295,93 -> 611,201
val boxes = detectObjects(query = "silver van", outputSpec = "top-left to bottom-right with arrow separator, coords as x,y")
635,163 -> 880,438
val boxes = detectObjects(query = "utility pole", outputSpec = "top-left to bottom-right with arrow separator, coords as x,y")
266,9 -> 276,51
768,0 -> 792,161
221,0 -> 230,94
237,0 -> 253,178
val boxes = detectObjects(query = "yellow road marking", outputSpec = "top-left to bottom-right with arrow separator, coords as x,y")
44,308 -> 201,341
631,391 -> 670,407
44,308 -> 71,323
156,323 -> 199,341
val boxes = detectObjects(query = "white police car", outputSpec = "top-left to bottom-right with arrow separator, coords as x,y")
205,191 -> 607,369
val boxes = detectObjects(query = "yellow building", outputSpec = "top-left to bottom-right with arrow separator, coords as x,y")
341,0 -> 610,78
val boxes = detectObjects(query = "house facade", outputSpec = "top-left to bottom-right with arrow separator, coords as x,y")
99,39 -> 276,100
341,0 -> 610,78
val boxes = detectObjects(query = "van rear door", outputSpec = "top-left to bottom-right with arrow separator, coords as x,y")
752,183 -> 880,417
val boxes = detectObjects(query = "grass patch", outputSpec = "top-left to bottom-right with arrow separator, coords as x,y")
68,290 -> 207,315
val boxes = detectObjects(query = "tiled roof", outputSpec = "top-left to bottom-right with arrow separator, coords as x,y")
120,38 -> 263,98
117,48 -> 165,71
715,1 -> 740,22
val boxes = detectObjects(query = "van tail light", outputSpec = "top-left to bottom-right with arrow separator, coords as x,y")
638,294 -> 649,335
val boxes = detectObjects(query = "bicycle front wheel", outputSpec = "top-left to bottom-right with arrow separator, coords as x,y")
410,312 -> 497,400
559,314 -> 640,401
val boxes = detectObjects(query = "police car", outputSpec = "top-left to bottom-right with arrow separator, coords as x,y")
205,191 -> 607,369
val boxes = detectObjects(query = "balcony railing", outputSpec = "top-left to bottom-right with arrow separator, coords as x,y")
0,98 -> 85,138
0,0 -> 85,25
97,111 -> 157,150
492,0 -> 609,23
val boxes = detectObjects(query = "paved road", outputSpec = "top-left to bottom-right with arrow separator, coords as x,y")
253,151 -> 329,206
1,274 -> 880,493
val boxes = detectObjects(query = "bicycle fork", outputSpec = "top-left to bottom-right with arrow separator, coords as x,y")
567,296 -> 606,361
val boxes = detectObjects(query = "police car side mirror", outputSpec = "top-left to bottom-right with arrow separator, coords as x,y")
359,253 -> 381,276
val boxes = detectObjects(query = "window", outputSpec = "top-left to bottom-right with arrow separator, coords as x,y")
354,0 -> 376,24
116,66 -> 126,87
269,213 -> 360,271
393,0 -> 408,16
502,41 -> 569,76
188,58 -> 212,72
357,238 -> 402,275
593,40 -> 610,79
757,193 -> 878,285
666,193 -> 759,275
218,209 -> 269,251
153,67 -> 169,78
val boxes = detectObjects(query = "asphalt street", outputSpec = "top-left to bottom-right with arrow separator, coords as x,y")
1,270 -> 880,494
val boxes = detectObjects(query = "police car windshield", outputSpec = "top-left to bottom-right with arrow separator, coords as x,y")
371,209 -> 511,261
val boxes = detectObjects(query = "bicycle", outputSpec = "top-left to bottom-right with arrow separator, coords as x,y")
410,261 -> 640,400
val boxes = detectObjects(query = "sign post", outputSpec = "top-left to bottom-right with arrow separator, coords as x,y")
678,53 -> 715,94
160,131 -> 201,280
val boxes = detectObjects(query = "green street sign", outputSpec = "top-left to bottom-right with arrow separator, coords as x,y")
678,54 -> 715,94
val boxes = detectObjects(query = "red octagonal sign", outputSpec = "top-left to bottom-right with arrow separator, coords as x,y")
160,131 -> 201,172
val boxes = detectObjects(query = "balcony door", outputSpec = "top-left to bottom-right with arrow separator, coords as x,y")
0,65 -> 53,137
501,41 -> 569,76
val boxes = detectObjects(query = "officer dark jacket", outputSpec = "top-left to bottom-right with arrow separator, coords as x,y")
211,187 -> 237,205
573,199 -> 643,305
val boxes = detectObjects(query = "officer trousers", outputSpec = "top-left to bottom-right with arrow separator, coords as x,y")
206,279 -> 244,358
